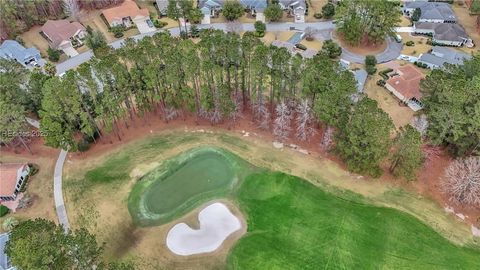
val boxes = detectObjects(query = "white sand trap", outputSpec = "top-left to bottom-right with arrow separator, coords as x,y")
166,202 -> 242,256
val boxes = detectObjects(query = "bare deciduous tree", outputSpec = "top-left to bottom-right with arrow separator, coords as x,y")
304,27 -> 316,41
422,144 -> 441,167
295,99 -> 316,141
230,94 -> 243,127
273,101 -> 292,141
320,126 -> 334,151
63,0 -> 81,20
442,156 -> 480,207
164,106 -> 179,122
410,114 -> 429,137
253,95 -> 270,130
226,20 -> 243,34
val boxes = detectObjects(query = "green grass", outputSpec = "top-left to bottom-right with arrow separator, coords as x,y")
227,172 -> 480,269
128,147 -> 255,226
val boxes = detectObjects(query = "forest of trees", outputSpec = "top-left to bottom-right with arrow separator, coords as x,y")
1,29 -> 434,180
0,0 -> 124,39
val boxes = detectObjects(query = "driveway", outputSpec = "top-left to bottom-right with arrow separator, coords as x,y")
62,46 -> 79,57
135,19 -> 156,34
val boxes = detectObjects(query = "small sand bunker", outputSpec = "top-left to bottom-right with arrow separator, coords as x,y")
166,202 -> 242,256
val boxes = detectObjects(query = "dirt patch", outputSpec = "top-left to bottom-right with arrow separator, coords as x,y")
306,0 -> 328,22
334,31 -> 388,56
261,31 -> 295,44
19,26 -> 50,57
299,38 -> 323,50
452,2 -> 480,54
364,69 -> 415,128
78,9 -> 140,43
399,33 -> 432,57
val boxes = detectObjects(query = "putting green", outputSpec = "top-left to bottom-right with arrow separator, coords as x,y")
128,147 -> 253,226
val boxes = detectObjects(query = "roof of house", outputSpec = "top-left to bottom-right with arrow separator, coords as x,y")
419,46 -> 472,67
405,2 -> 456,21
156,0 -> 168,12
0,163 -> 26,197
41,20 -> 86,48
239,0 -> 267,11
386,65 -> 424,100
102,0 -> 150,24
0,233 -> 14,270
279,0 -> 306,9
415,22 -> 468,42
0,40 -> 39,63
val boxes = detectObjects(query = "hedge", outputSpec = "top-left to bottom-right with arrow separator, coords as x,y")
0,205 -> 9,217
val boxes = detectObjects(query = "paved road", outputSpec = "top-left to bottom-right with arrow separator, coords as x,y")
54,149 -> 70,232
56,21 -> 335,75
340,37 -> 403,64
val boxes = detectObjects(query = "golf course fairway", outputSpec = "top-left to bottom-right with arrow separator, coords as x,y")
126,146 -> 480,269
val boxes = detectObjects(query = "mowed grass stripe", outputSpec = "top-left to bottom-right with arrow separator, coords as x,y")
228,172 -> 480,270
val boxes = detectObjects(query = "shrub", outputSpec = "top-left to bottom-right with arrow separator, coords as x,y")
379,68 -> 393,80
223,0 -> 245,21
376,79 -> 386,86
405,40 -> 415,46
314,13 -> 323,19
28,163 -> 39,176
321,3 -> 335,19
366,65 -> 377,75
190,25 -> 200,38
254,21 -> 266,33
0,205 -> 9,217
47,48 -> 60,62
153,19 -> 168,28
321,39 -> 342,58
110,25 -> 125,38
77,139 -> 90,152
295,43 -> 307,50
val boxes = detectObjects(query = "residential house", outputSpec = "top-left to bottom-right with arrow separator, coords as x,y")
102,0 -> 155,34
0,40 -> 43,67
385,65 -> 425,111
41,19 -> 87,57
0,233 -> 15,270
0,163 -> 30,201
403,2 -> 456,23
198,0 -> 225,24
417,46 -> 472,69
279,0 -> 306,23
156,0 -> 169,16
414,22 -> 468,46
198,0 -> 267,24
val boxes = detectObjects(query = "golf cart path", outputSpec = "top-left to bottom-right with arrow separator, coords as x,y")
26,117 -> 70,232
54,149 -> 70,232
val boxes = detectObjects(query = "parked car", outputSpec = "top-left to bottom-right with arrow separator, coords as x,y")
395,34 -> 402,43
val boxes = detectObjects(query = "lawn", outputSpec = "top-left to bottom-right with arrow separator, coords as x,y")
127,147 -> 254,226
227,171 -> 480,269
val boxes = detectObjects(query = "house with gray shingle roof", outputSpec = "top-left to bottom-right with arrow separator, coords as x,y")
403,2 -> 456,23
0,40 -> 43,68
0,233 -> 15,270
417,46 -> 472,69
279,0 -> 307,23
197,0 -> 267,24
414,22 -> 468,46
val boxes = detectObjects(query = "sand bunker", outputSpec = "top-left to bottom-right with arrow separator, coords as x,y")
166,202 -> 242,256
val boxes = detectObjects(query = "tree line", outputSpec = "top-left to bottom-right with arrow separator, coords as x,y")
2,29 -> 434,180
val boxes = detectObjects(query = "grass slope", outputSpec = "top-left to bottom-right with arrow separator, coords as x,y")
228,172 -> 480,270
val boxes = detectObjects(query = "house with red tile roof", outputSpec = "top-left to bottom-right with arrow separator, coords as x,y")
0,163 -> 30,201
41,19 -> 87,57
385,65 -> 425,111
101,0 -> 155,34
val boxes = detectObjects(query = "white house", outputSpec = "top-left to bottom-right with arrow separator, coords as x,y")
403,2 -> 456,23
198,0 -> 267,24
0,40 -> 43,68
40,19 -> 87,57
0,163 -> 30,201
417,46 -> 472,69
385,65 -> 424,111
279,0 -> 306,23
414,22 -> 469,47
